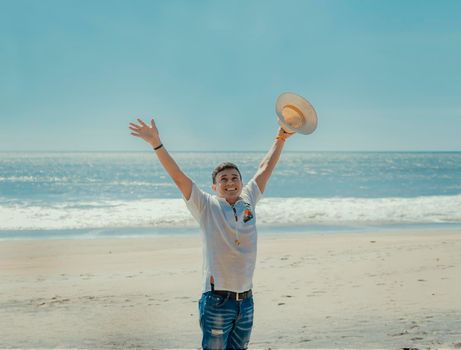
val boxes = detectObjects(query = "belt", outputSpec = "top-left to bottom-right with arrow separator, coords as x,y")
212,289 -> 252,301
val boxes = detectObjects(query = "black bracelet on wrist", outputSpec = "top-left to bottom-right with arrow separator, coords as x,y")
153,143 -> 163,151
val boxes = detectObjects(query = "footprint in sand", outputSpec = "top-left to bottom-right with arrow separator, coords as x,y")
50,296 -> 70,304
389,330 -> 409,336
78,296 -> 96,303
313,290 -> 326,294
37,296 -> 71,307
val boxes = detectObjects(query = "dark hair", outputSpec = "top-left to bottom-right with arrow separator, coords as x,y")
212,162 -> 242,184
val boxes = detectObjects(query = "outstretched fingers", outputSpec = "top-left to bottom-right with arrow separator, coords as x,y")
129,121 -> 142,137
129,117 -> 155,140
137,118 -> 148,127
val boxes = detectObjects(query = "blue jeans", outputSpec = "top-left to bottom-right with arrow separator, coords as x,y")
198,291 -> 254,350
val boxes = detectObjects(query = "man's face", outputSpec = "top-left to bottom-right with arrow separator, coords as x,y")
212,168 -> 243,204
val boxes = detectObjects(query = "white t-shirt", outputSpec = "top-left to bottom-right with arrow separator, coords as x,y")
184,178 -> 262,293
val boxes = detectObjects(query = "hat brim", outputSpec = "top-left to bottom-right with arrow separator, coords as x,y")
275,92 -> 318,135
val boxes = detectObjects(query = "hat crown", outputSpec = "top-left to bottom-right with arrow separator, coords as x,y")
281,105 -> 305,129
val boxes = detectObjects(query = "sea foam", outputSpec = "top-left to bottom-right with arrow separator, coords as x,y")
1,194 -> 460,231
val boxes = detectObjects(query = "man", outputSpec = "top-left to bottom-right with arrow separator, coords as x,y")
129,118 -> 292,349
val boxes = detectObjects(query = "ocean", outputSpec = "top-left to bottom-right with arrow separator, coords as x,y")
1,151 -> 460,239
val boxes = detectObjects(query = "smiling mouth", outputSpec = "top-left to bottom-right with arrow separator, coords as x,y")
225,188 -> 237,192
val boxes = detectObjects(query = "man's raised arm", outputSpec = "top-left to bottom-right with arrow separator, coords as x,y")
253,128 -> 293,193
129,118 -> 192,200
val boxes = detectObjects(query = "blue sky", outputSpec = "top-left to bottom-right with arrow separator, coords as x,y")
1,0 -> 460,151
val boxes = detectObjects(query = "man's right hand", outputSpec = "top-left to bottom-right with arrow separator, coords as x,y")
129,118 -> 161,148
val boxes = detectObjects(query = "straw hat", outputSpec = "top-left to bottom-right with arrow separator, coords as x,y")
275,92 -> 318,135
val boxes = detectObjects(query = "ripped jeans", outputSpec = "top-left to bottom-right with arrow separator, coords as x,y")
198,291 -> 254,350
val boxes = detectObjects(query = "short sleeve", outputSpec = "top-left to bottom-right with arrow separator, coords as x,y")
183,182 -> 210,223
241,178 -> 262,208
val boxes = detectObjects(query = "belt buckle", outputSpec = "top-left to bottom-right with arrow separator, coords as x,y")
236,292 -> 241,301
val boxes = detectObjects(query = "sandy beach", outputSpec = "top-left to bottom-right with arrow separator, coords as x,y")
1,229 -> 460,349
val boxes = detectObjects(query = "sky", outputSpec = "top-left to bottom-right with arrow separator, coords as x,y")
1,0 -> 460,152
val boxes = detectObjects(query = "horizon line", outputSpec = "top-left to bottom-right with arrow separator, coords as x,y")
1,149 -> 461,153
